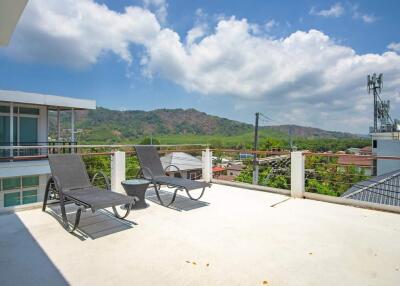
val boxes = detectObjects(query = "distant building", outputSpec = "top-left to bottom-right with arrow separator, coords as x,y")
346,148 -> 361,155
212,166 -> 226,178
226,164 -> 245,177
342,169 -> 400,206
338,155 -> 373,176
160,152 -> 202,180
371,132 -> 400,176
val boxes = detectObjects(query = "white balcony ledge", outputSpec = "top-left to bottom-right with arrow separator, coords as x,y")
0,183 -> 399,285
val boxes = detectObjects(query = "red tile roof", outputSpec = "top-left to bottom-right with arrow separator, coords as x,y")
338,156 -> 373,167
213,166 -> 226,172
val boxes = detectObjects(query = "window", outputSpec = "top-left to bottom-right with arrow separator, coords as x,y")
22,190 -> 37,204
1,176 -> 40,208
22,176 -> 39,188
19,107 -> 39,115
373,140 -> 377,148
3,177 -> 21,190
4,192 -> 21,207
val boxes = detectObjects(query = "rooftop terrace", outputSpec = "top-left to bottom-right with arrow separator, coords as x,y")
1,183 -> 400,286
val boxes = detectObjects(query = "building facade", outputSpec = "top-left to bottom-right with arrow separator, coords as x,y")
0,90 -> 95,209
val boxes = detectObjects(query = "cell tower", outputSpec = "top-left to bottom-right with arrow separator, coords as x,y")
367,73 -> 399,133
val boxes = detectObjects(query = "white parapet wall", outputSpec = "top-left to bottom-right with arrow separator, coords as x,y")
291,151 -> 305,198
111,151 -> 126,194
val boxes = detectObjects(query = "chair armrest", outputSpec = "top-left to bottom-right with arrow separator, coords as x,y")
164,164 -> 183,178
91,171 -> 111,190
136,166 -> 156,181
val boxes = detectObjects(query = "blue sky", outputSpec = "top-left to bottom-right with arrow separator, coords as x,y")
1,0 -> 400,133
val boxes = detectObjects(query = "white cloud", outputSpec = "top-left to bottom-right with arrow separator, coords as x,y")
310,3 -> 344,18
265,20 -> 279,31
1,0 -> 399,132
351,4 -> 378,23
142,0 -> 168,23
388,42 -> 400,53
2,0 -> 161,68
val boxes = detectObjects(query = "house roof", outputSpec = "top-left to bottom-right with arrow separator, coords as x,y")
338,156 -> 373,167
227,164 -> 245,171
0,90 -> 96,110
213,166 -> 226,172
342,169 -> 400,206
0,0 -> 27,46
160,152 -> 202,171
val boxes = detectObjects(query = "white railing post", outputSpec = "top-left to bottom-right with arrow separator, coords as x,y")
202,147 -> 212,183
291,151 -> 305,198
111,151 -> 126,194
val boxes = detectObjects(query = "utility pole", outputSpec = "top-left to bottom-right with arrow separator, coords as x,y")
252,112 -> 260,185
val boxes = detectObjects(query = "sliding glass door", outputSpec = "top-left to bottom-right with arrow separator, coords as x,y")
0,106 -> 39,157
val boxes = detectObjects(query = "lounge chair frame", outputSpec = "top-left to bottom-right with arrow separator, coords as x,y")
42,155 -> 135,233
135,146 -> 210,207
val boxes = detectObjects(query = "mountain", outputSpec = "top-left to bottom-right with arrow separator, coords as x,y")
262,125 -> 359,139
50,107 -> 362,143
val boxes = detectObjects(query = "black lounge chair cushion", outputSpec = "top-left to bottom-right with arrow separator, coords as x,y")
64,187 -> 136,212
153,176 -> 210,191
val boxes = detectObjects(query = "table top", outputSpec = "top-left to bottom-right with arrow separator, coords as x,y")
121,179 -> 150,185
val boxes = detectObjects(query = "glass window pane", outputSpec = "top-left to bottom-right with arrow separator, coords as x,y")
22,190 -> 37,204
0,116 -> 11,157
22,176 -> 39,188
19,107 -> 40,115
3,177 -> 21,190
4,192 -> 21,207
0,106 -> 9,113
19,117 -> 38,143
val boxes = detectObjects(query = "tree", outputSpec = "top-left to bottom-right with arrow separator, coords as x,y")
140,137 -> 160,145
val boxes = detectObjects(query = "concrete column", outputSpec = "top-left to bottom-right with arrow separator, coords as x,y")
111,151 -> 126,194
291,151 -> 305,198
202,148 -> 212,183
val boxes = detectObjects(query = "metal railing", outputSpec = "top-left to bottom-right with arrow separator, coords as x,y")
210,149 -> 291,190
0,141 -> 78,160
304,152 -> 400,206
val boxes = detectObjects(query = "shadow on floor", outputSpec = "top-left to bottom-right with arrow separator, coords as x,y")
0,213 -> 69,286
146,188 -> 209,211
47,205 -> 136,240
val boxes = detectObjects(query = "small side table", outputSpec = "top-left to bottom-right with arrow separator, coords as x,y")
121,179 -> 150,209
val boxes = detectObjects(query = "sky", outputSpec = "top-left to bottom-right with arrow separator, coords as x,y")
1,0 -> 400,133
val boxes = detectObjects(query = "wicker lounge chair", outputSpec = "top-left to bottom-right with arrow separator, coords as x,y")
42,154 -> 136,233
135,145 -> 210,207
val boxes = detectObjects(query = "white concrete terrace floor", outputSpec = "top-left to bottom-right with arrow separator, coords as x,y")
1,183 -> 400,286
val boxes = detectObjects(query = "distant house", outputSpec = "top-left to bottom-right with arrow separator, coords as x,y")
338,155 -> 373,176
212,166 -> 226,177
226,164 -> 245,177
160,152 -> 202,180
346,147 -> 361,155
359,146 -> 372,155
342,169 -> 400,206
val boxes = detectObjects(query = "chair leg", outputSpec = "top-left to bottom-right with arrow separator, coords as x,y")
59,195 -> 83,233
42,177 -> 52,211
154,184 -> 179,207
112,204 -> 132,219
185,187 -> 206,201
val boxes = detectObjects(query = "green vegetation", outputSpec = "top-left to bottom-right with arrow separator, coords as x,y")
304,155 -> 370,196
235,166 -> 291,189
49,107 -> 369,152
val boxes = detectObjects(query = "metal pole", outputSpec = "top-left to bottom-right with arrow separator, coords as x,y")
374,87 -> 377,132
10,103 -> 13,158
252,112 -> 260,185
57,107 -> 61,141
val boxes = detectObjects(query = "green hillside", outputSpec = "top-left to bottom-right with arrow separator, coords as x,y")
48,107 -> 369,151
